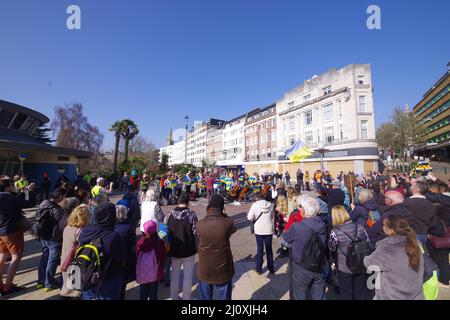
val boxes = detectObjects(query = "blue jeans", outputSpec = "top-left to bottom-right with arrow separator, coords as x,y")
38,240 -> 61,288
198,280 -> 232,300
255,234 -> 274,273
291,263 -> 326,300
140,281 -> 159,300
81,276 -> 123,300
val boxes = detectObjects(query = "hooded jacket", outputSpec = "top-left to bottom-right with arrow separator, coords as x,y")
165,207 -> 198,258
247,200 -> 274,235
197,208 -> 237,284
350,200 -> 379,227
282,216 -> 327,267
36,199 -> 66,242
78,224 -> 126,279
364,235 -> 424,300
122,192 -> 141,228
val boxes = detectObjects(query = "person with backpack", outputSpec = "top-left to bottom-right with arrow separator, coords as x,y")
35,188 -> 67,292
247,192 -> 275,275
281,196 -> 327,300
196,195 -> 237,300
364,215 -> 424,300
165,194 -> 198,300
114,205 -> 137,299
349,189 -> 380,229
77,202 -> 126,300
0,178 -> 36,296
328,205 -> 370,300
136,220 -> 167,300
60,204 -> 90,299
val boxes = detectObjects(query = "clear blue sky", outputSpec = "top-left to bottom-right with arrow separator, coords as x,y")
1,0 -> 449,150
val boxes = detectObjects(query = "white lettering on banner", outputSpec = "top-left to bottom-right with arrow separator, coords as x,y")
366,5 -> 381,30
66,5 -> 81,30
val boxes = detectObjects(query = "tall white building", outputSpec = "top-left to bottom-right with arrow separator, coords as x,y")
159,138 -> 185,166
215,114 -> 245,169
276,64 -> 378,175
187,118 -> 225,167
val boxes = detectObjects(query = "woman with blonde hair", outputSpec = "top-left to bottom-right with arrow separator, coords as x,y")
328,205 -> 370,300
60,204 -> 90,299
274,195 -> 288,237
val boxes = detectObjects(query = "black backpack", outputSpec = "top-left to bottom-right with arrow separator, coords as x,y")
300,228 -> 326,273
70,235 -> 111,292
32,206 -> 56,240
339,223 -> 371,274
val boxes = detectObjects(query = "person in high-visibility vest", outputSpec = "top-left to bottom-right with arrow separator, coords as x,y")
15,176 -> 29,193
91,177 -> 110,198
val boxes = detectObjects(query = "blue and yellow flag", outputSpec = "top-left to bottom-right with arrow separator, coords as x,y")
284,139 -> 312,162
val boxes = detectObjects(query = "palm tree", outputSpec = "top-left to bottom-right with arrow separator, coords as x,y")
109,121 -> 126,174
120,119 -> 139,164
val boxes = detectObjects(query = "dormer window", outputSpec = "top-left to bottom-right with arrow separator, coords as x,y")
323,86 -> 332,96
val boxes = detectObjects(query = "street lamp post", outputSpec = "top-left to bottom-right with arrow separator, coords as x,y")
184,115 -> 189,164
314,146 -> 330,172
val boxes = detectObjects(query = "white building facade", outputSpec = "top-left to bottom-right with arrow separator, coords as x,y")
187,118 -> 225,167
276,64 -> 378,176
159,138 -> 186,166
215,115 -> 245,168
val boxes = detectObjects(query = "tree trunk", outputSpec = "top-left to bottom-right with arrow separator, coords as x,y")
113,133 -> 120,174
124,134 -> 130,164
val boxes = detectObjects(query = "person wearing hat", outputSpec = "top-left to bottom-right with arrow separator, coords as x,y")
196,195 -> 236,300
78,202 -> 126,300
91,177 -> 111,198
136,220 -> 166,300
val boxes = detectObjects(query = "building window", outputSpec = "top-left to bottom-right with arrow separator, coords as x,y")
272,118 -> 276,127
340,124 -> 343,140
325,127 -> 334,144
337,100 -> 342,118
358,75 -> 364,85
272,132 -> 277,141
305,131 -> 313,144
289,135 -> 295,146
323,86 -> 332,96
288,116 -> 295,131
304,94 -> 311,102
359,96 -> 366,112
305,111 -> 312,126
361,120 -> 368,140
323,104 -> 333,121
288,101 -> 294,108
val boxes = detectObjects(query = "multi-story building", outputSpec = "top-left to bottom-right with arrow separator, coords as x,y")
413,63 -> 450,160
275,64 -> 378,176
205,129 -> 223,164
215,114 -> 246,170
243,104 -> 278,174
187,118 -> 225,167
159,138 -> 185,166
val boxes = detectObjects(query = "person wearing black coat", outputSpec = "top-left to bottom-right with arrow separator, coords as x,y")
317,181 -> 345,226
35,188 -> 67,291
366,190 -> 415,245
79,202 -> 126,300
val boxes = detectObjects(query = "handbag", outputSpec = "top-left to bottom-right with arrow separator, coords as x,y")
428,219 -> 450,249
250,212 -> 264,234
61,228 -> 82,272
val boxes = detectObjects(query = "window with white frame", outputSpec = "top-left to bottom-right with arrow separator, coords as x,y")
325,127 -> 334,144
289,135 -> 295,146
272,131 -> 277,141
305,131 -> 313,144
361,120 -> 368,139
272,118 -> 276,127
305,111 -> 312,126
288,101 -> 294,107
304,94 -> 311,102
288,116 -> 295,131
323,86 -> 331,96
357,75 -> 364,85
323,104 -> 333,121
359,96 -> 366,112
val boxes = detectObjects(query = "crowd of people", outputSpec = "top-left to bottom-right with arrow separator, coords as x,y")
0,166 -> 449,300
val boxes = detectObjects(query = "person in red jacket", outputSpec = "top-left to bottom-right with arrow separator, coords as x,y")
278,196 -> 304,257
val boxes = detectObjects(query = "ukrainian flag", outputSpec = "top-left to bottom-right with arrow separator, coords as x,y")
284,139 -> 312,162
